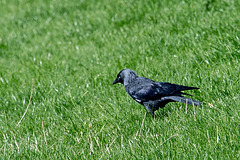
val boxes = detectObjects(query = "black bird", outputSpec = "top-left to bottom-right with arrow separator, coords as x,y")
113,69 -> 202,117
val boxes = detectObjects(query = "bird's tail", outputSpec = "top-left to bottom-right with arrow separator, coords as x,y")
166,96 -> 202,106
175,85 -> 199,91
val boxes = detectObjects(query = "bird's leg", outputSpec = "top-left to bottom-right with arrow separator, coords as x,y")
151,112 -> 155,118
146,106 -> 155,118
143,103 -> 155,118
145,110 -> 155,118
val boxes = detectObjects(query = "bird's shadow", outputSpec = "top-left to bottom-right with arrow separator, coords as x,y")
153,108 -> 170,119
153,103 -> 202,119
152,104 -> 187,119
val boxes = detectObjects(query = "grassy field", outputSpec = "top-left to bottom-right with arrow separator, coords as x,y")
0,0 -> 240,159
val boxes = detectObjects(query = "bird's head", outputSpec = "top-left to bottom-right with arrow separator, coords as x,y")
112,69 -> 138,85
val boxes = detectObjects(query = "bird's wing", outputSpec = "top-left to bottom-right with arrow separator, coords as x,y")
129,83 -> 158,102
128,81 -> 172,102
129,81 -> 198,102
157,82 -> 199,93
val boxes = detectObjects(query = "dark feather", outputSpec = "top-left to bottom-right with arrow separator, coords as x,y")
113,69 -> 202,118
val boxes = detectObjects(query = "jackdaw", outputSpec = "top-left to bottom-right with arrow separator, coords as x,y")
113,69 -> 202,117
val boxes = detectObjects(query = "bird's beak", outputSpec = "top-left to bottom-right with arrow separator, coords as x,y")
112,78 -> 118,85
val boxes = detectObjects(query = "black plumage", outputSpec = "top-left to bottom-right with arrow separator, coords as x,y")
113,69 -> 202,117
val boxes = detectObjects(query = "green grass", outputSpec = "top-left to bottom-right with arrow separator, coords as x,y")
0,0 -> 240,159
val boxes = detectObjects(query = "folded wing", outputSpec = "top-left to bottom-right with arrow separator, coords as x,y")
130,80 -> 199,102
